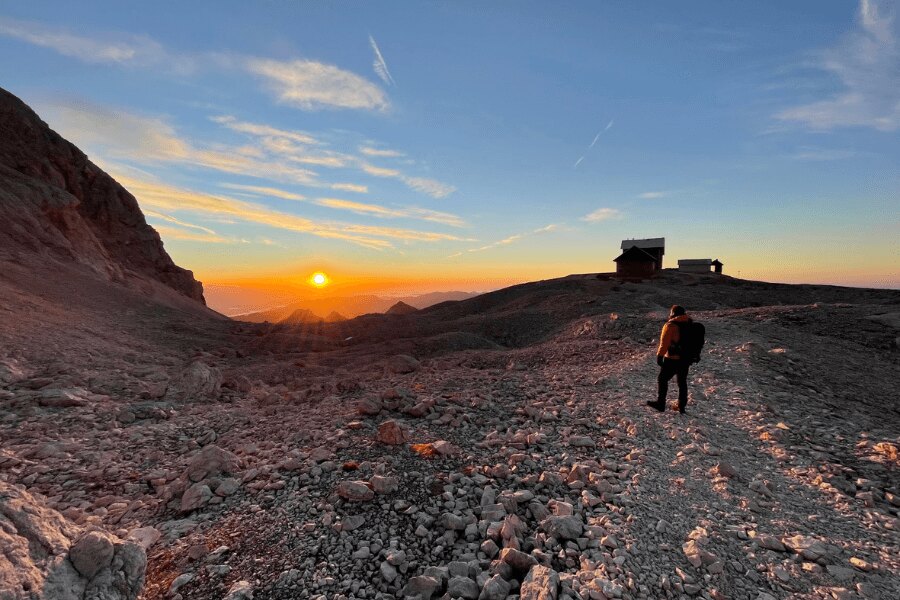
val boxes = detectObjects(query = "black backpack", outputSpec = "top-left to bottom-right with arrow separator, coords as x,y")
675,321 -> 705,362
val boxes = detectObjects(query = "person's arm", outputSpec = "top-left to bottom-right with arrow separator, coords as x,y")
657,322 -> 673,359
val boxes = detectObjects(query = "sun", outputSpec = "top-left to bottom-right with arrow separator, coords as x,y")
310,272 -> 328,287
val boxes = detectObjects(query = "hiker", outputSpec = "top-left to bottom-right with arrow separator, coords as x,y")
647,305 -> 703,414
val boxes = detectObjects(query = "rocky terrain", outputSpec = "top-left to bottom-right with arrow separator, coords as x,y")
1,89 -> 899,600
2,262 -> 898,600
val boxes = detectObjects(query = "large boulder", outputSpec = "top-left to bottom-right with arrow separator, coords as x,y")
376,420 -> 408,445
520,565 -> 559,600
170,361 -> 222,401
184,445 -> 242,483
0,482 -> 145,599
541,515 -> 583,540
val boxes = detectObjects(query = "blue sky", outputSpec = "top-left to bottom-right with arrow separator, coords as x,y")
1,1 -> 897,310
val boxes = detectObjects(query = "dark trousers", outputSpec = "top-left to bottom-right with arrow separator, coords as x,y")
658,358 -> 690,411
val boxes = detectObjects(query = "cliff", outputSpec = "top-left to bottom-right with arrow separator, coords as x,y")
0,87 -> 205,304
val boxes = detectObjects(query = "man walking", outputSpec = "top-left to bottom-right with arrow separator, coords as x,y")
647,305 -> 697,414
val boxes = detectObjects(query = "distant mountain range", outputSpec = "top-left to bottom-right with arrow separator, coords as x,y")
234,291 -> 480,323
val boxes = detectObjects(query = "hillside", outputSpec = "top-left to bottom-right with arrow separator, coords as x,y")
0,87 -> 206,304
2,262 -> 898,600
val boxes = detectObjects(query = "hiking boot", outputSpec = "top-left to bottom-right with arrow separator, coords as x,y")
646,401 -> 665,412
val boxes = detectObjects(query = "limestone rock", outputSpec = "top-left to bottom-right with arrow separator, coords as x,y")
402,575 -> 441,600
224,580 -> 254,600
447,576 -> 480,599
376,420 -> 408,445
184,444 -> 242,483
499,547 -> 537,572
0,481 -> 145,600
180,483 -> 213,513
541,515 -> 583,540
337,480 -> 375,502
520,565 -> 559,600
479,574 -> 510,600
69,530 -> 115,578
371,475 -> 399,494
172,361 -> 222,401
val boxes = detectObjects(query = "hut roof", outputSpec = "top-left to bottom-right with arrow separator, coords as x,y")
620,237 -> 665,250
614,246 -> 658,263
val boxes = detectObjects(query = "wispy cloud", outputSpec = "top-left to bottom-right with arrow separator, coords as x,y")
222,183 -> 463,226
402,176 -> 456,199
42,101 -> 321,185
369,35 -> 395,86
211,115 -> 318,145
153,225 -> 232,244
245,58 -> 389,111
144,209 -> 218,235
573,156 -> 585,169
0,17 -> 391,112
776,0 -> 900,131
582,207 -> 622,222
315,198 -> 465,226
0,15 -> 166,66
331,182 -> 369,194
118,176 -> 469,250
638,191 -> 668,199
360,146 -> 404,157
362,163 -> 457,198
45,100 -> 453,201
219,183 -> 306,201
461,224 -> 560,254
362,163 -> 402,178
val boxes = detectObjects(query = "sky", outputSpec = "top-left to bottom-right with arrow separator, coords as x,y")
1,0 -> 897,313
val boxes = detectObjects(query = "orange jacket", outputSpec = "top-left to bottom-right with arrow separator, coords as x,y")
657,315 -> 691,359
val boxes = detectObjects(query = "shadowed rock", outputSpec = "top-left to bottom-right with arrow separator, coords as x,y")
0,86 -> 205,303
0,482 -> 145,599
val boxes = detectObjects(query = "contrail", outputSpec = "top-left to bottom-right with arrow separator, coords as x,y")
574,156 -> 585,168
369,35 -> 395,85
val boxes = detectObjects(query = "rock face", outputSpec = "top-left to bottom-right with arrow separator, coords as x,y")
0,87 -> 205,303
0,481 -> 145,600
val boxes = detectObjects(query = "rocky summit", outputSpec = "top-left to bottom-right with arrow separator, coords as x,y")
1,92 -> 899,600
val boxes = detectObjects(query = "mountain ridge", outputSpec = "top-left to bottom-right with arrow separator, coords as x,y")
0,86 -> 205,304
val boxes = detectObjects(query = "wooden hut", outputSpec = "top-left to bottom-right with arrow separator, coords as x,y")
614,246 -> 658,279
620,238 -> 665,271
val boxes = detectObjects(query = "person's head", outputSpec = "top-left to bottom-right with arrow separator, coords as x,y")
670,305 -> 686,318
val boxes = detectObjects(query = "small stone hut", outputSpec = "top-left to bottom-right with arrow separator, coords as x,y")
678,258 -> 724,274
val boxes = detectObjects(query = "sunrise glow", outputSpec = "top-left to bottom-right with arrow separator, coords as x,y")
311,272 -> 328,287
